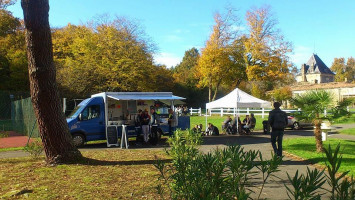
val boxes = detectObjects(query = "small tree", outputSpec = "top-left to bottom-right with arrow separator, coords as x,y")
272,86 -> 293,108
290,90 -> 334,152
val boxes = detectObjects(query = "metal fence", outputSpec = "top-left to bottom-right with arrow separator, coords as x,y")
11,97 -> 39,137
0,91 -> 31,132
189,107 -> 202,116
206,108 -> 299,118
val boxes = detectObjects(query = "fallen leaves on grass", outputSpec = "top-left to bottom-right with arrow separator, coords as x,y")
0,149 -> 169,199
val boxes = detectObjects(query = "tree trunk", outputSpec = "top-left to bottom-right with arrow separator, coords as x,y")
313,119 -> 324,152
21,0 -> 82,164
212,79 -> 221,101
208,82 -> 212,102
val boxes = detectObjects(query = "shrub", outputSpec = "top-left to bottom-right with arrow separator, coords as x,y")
24,139 -> 43,159
0,131 -> 9,138
285,144 -> 355,200
155,129 -> 282,200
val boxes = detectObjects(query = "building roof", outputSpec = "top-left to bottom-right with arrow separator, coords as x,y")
291,82 -> 355,91
302,54 -> 335,75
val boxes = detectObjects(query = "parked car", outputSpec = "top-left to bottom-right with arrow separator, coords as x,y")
287,111 -> 313,130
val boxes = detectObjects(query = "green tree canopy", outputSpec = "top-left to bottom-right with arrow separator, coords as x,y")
172,47 -> 199,88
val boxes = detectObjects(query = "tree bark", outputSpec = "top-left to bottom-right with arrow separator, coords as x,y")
208,81 -> 212,102
313,119 -> 324,152
212,79 -> 221,102
21,0 -> 81,164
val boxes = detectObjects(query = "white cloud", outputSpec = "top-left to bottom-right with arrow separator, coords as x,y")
290,45 -> 313,67
164,35 -> 183,42
154,52 -> 182,68
231,25 -> 246,32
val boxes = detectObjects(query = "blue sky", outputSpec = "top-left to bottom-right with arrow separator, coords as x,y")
8,0 -> 355,69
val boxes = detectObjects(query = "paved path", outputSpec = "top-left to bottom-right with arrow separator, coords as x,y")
200,131 -> 316,199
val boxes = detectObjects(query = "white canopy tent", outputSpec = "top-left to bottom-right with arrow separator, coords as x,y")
206,88 -> 271,109
205,88 -> 271,131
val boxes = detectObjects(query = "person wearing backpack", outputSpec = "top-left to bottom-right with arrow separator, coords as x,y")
268,102 -> 288,157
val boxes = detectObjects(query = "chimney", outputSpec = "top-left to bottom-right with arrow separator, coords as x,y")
301,64 -> 307,82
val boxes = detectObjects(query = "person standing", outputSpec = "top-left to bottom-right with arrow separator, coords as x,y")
268,102 -> 288,157
168,108 -> 176,136
140,109 -> 150,143
150,108 -> 160,145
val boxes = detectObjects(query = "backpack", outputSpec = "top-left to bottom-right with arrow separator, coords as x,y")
272,111 -> 287,129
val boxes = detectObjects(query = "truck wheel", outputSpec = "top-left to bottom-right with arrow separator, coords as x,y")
72,133 -> 85,147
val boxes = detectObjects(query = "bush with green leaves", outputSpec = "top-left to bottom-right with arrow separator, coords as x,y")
0,131 -> 9,138
155,129 -> 282,200
24,139 -> 43,159
285,144 -> 355,200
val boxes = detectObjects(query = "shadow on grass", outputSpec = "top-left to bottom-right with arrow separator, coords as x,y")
75,157 -> 172,166
79,138 -> 169,150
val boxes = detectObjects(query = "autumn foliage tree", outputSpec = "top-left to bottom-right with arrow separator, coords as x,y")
52,16 -> 170,98
330,57 -> 355,83
0,1 -> 29,91
196,9 -> 246,102
244,6 -> 292,98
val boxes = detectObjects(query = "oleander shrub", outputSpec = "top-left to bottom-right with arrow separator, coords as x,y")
155,129 -> 282,200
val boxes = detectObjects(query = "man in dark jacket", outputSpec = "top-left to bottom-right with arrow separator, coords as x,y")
268,102 -> 288,157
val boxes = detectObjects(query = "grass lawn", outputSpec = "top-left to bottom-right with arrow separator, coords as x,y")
190,115 -> 267,131
0,147 -> 24,152
339,128 -> 355,136
0,149 -> 168,199
332,113 -> 355,125
283,137 -> 355,176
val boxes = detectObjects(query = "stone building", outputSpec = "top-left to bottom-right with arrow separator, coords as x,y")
292,82 -> 355,102
296,54 -> 335,84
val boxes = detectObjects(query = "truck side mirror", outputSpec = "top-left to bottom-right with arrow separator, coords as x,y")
78,113 -> 82,121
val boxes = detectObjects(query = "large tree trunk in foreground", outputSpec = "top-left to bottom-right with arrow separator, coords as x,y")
313,119 -> 324,152
21,0 -> 81,164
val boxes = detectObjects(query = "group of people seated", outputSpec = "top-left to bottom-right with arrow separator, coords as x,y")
191,123 -> 220,136
191,113 -> 257,136
222,114 -> 256,135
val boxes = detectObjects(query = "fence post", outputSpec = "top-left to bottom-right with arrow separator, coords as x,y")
262,108 -> 265,119
324,109 -> 327,117
247,107 -> 249,114
190,107 -> 193,116
63,98 -> 66,113
220,108 -> 223,117
199,108 -> 201,116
